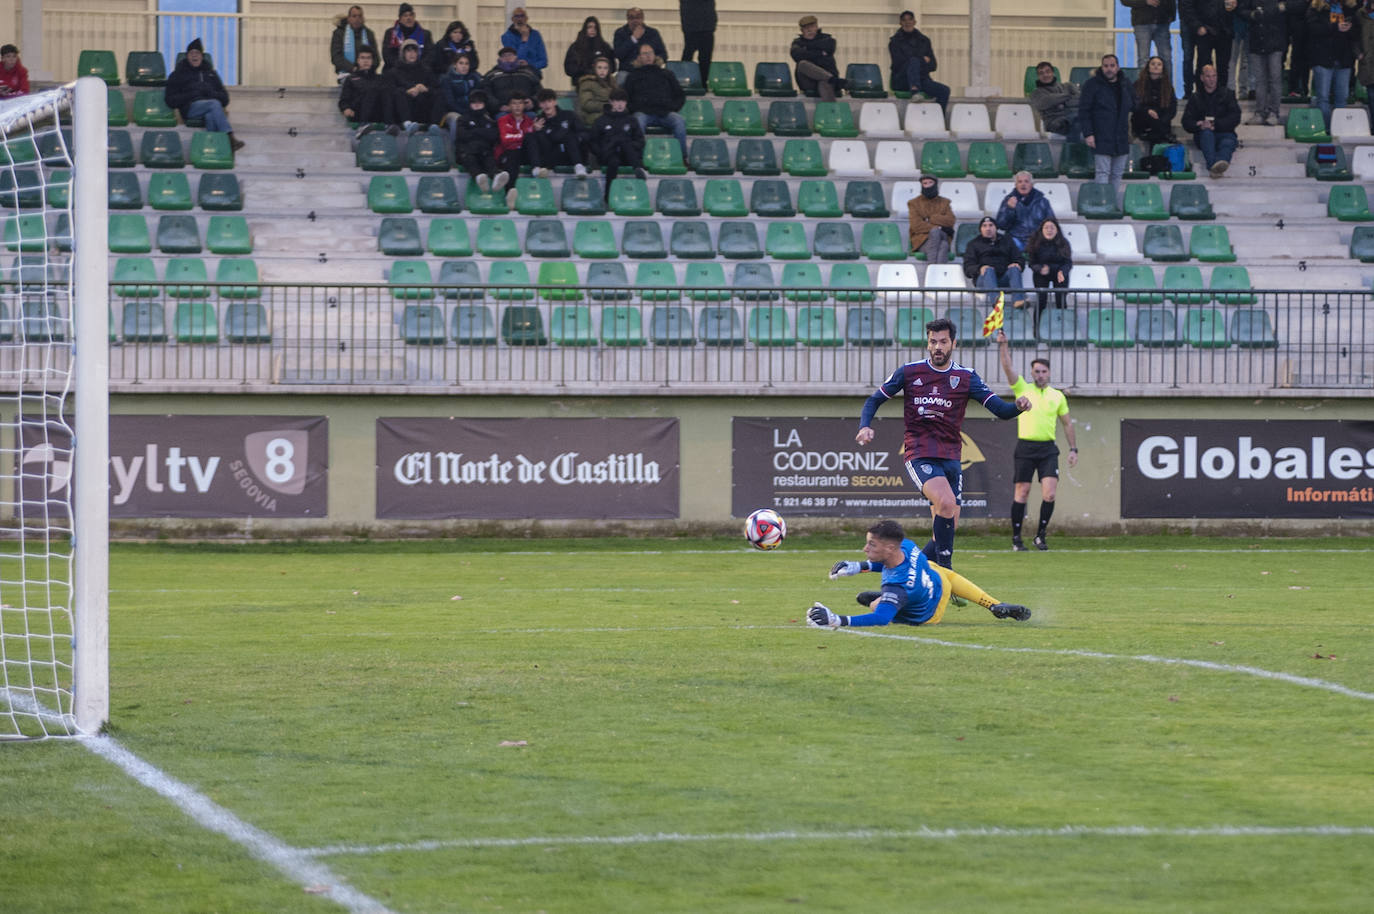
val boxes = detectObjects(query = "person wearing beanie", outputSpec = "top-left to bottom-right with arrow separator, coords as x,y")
452,89 -> 502,191
331,6 -> 379,82
907,174 -> 955,264
386,37 -> 436,132
164,39 -> 244,151
889,10 -> 949,110
383,3 -> 432,70
483,45 -> 541,113
963,216 -> 1027,310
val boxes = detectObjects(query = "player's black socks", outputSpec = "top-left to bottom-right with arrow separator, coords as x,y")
1037,500 -> 1055,537
1011,501 -> 1027,540
933,515 -> 955,568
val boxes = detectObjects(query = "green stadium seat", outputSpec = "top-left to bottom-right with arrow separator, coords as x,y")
747,306 -> 794,345
164,258 -> 209,298
704,179 -> 747,217
1086,307 -> 1133,347
797,306 -> 842,345
125,51 -> 167,86
561,176 -> 606,214
107,88 -> 129,126
1001,305 -> 1037,347
733,262 -> 779,301
1123,183 -> 1167,220
1327,185 -> 1373,220
1350,225 -> 1374,262
107,129 -> 137,168
782,262 -> 827,302
623,220 -> 668,258
107,213 -> 151,253
765,222 -> 810,260
489,262 -> 536,301
815,222 -> 859,259
140,130 -> 185,168
155,214 -> 201,253
669,220 -> 714,259
35,130 -> 70,169
113,257 -> 158,296
378,216 -> 423,255
845,306 -> 888,345
120,300 -> 167,342
1135,307 -> 1181,347
78,50 -> 120,85
476,218 -> 521,257
637,262 -> 681,301
797,179 -> 842,217
18,297 -> 63,341
767,100 -> 811,136
644,136 -> 688,175
405,129 -> 451,171
524,219 -> 570,258
398,304 -> 446,344
587,262 -> 632,302
722,99 -> 764,136
1035,308 -> 1082,346
843,180 -> 889,219
0,168 -> 41,209
501,305 -> 547,344
682,98 -> 718,135
750,179 -> 794,217
1285,107 -> 1330,142
356,132 -> 403,170
968,141 -> 1013,179
43,169 -> 70,210
600,304 -> 644,345
829,262 -> 874,301
920,141 -> 964,178
708,61 -> 750,96
650,305 -> 694,343
131,90 -> 177,127
451,304 -> 498,343
755,62 -> 797,97
1162,265 -> 1209,304
654,177 -> 700,216
946,306 -> 985,344
861,223 -> 907,260
188,132 -> 234,169
427,218 -> 472,256
894,306 -> 937,345
609,177 -> 654,216
782,139 -> 828,176
1012,142 -> 1057,179
845,63 -> 887,98
390,259 -> 435,299
217,260 -> 262,301
1210,265 -> 1257,304
1168,184 -> 1213,221
1059,142 -> 1094,179
1306,144 -> 1353,181
572,220 -> 618,258
203,215 -> 250,254
690,138 -> 732,174
1143,224 -> 1188,262
1229,308 -> 1278,348
1183,307 -> 1229,348
667,60 -> 706,95
464,179 -> 508,214
1189,225 -> 1235,262
174,301 -> 218,342
716,221 -> 762,259
197,172 -> 242,211
813,102 -> 859,138
0,134 -> 34,167
368,175 -> 412,213
699,306 -> 745,345
684,261 -> 729,301
51,213 -> 72,253
1114,265 -> 1162,303
551,304 -> 596,343
514,176 -> 557,215
439,261 -> 484,300
1077,182 -> 1122,219
735,138 -> 779,176
416,175 -> 461,213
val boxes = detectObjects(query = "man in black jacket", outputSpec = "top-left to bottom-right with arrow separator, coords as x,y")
888,10 -> 949,110
624,44 -> 687,159
791,16 -> 846,100
593,87 -> 646,200
613,8 -> 668,72
964,217 -> 1027,310
339,46 -> 396,138
452,89 -> 501,191
679,0 -> 716,84
1078,54 -> 1133,195
1181,63 -> 1240,176
529,88 -> 589,176
1182,0 -> 1236,89
164,39 -> 243,151
387,38 -> 435,131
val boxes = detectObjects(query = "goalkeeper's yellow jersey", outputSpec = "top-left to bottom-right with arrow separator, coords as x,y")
1011,376 -> 1069,442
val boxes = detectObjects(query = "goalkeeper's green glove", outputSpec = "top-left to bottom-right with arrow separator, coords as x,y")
807,602 -> 846,628
829,560 -> 863,580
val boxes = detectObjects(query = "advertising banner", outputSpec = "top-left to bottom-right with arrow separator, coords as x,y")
376,418 -> 680,519
731,417 -> 1017,518
1121,419 -> 1374,518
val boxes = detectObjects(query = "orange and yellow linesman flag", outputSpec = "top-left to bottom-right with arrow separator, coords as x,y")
981,292 -> 1005,338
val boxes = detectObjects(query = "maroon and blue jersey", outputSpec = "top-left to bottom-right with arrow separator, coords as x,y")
860,359 -> 1020,461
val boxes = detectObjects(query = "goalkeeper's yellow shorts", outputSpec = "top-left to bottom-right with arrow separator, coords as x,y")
927,566 -> 953,625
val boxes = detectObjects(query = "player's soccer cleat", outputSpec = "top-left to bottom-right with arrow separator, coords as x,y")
1033,535 -> 1048,551
950,595 -> 968,607
990,603 -> 1032,621
855,591 -> 882,606
1012,537 -> 1028,552
807,602 -> 843,628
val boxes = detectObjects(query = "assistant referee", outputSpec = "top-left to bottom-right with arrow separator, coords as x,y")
996,330 -> 1077,551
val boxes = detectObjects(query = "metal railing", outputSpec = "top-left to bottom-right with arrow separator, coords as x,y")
62,282 -> 1374,396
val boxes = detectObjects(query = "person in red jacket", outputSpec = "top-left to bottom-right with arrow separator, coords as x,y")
494,94 -> 537,206
0,44 -> 30,98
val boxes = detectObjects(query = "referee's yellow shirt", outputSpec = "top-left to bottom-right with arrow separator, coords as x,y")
1011,376 -> 1069,442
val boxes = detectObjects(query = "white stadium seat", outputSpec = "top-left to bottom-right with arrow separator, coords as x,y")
1352,146 -> 1374,179
994,103 -> 1042,140
923,264 -> 968,303
942,181 -> 982,219
876,263 -> 921,304
828,139 -> 873,176
949,102 -> 996,139
1068,264 -> 1111,306
890,180 -> 922,212
982,181 -> 1013,213
1330,108 -> 1373,141
873,140 -> 920,176
1095,224 -> 1143,261
1060,222 -> 1094,261
904,103 -> 948,138
858,102 -> 904,138
1039,182 -> 1073,216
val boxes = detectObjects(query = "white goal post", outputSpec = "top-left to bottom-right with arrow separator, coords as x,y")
0,77 -> 108,738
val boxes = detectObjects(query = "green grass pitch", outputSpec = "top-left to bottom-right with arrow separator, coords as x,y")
3,535 -> 1373,913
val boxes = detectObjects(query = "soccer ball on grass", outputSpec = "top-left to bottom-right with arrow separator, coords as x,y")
744,508 -> 786,550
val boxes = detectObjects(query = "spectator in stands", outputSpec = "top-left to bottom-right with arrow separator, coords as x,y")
1078,54 -> 1133,195
164,39 -> 244,151
791,15 -> 846,101
1306,0 -> 1362,131
1182,0 -> 1237,89
1123,0 -> 1177,79
0,43 -> 28,98
501,7 -> 548,77
995,171 -> 1057,252
593,87 -> 647,200
1285,0 -> 1311,98
565,16 -> 616,88
1131,55 -> 1179,143
1182,63 -> 1241,175
906,174 -> 956,264
484,46 -> 541,113
578,56 -> 616,127
1029,61 -> 1082,142
964,217 -> 1027,310
437,53 -> 483,141
888,11 -> 950,111
1358,1 -> 1374,129
495,94 -> 538,207
339,46 -> 394,137
382,3 -> 431,71
1026,219 -> 1073,323
613,8 -> 668,73
680,0 -> 717,84
625,43 -> 688,159
427,21 -> 478,77
1239,0 -> 1288,125
387,39 -> 435,132
530,87 -> 589,176
331,6 -> 378,83
1230,8 -> 1251,98
453,89 -> 501,191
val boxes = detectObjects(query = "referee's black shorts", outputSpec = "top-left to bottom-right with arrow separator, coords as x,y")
1013,439 -> 1060,484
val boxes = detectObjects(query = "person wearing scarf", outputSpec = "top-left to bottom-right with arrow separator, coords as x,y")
331,6 -> 379,81
383,3 -> 432,71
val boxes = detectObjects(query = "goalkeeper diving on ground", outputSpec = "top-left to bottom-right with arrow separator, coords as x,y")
808,520 -> 1031,628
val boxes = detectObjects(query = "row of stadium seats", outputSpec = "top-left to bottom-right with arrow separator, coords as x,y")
77,49 -> 204,86
0,169 -> 244,212
96,214 -> 252,255
112,256 -> 260,297
108,129 -> 237,169
110,300 -> 270,343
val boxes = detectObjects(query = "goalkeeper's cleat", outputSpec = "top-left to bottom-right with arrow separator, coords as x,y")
990,603 -> 1032,622
1012,537 -> 1028,552
855,590 -> 882,607
1033,535 -> 1048,551
807,602 -> 843,628
950,595 -> 968,607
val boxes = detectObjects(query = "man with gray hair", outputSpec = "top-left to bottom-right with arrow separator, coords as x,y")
994,171 -> 1057,252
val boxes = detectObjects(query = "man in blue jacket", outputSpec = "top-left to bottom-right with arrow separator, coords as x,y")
995,171 -> 1057,252
500,7 -> 548,77
1078,54 -> 1133,196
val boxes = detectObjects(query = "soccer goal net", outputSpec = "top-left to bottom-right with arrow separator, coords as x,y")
0,79 -> 108,739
